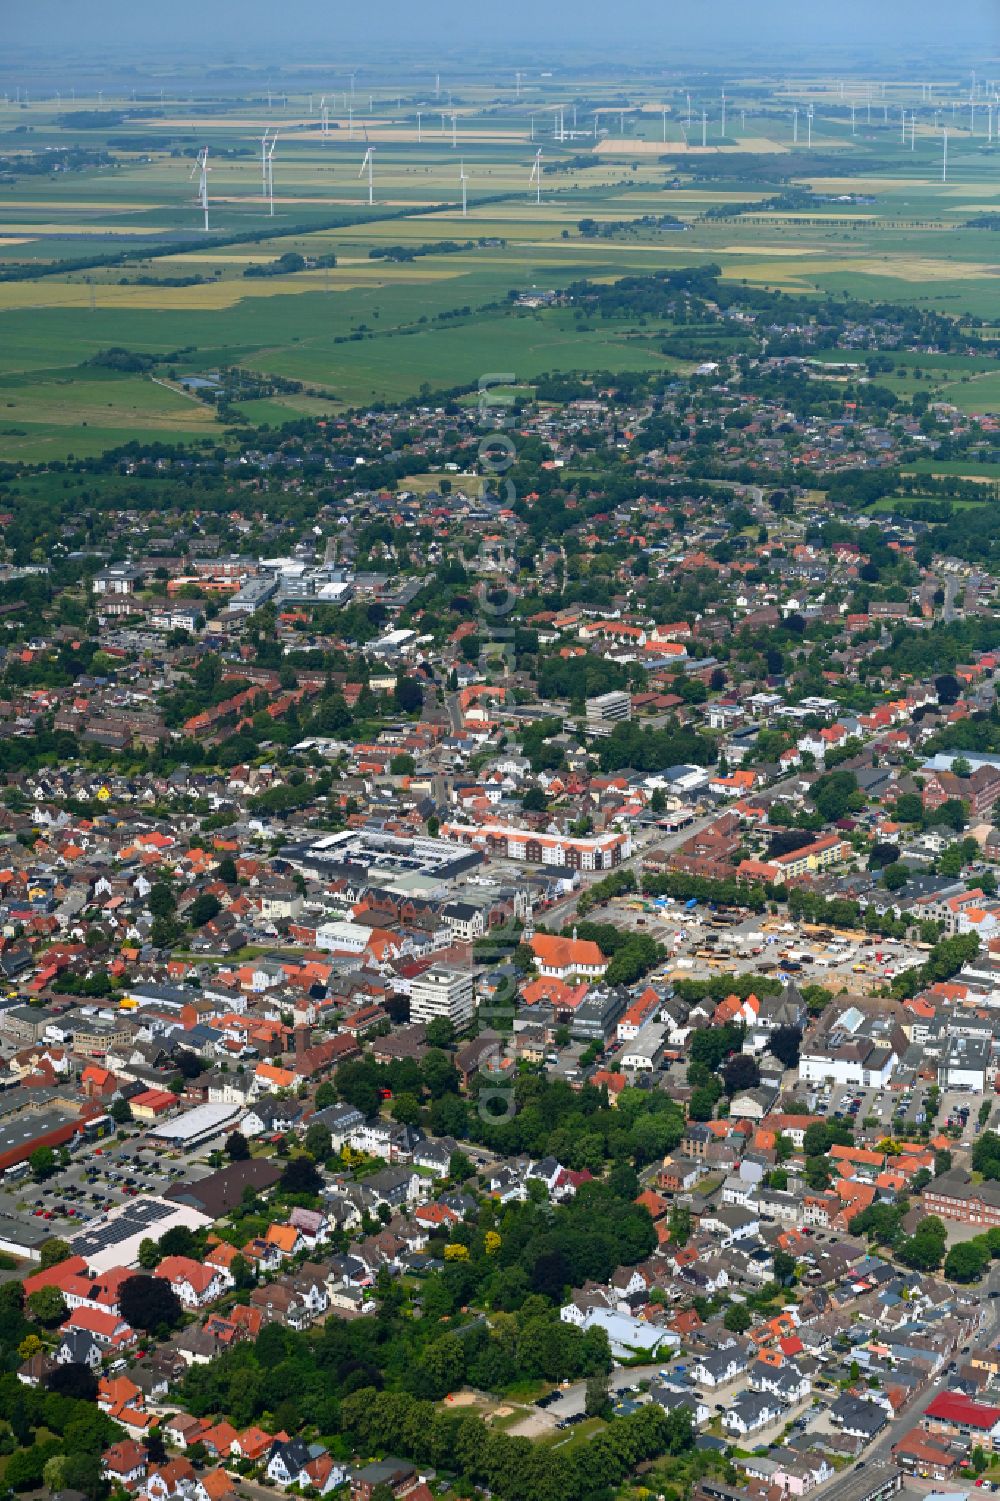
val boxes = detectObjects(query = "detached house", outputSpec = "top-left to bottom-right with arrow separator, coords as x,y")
156,1255 -> 227,1309
102,1440 -> 148,1489
268,1438 -> 344,1490
692,1344 -> 748,1389
724,1389 -> 785,1437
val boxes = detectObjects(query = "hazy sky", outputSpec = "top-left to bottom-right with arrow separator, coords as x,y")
5,0 -> 997,60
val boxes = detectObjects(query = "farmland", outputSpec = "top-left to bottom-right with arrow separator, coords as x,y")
0,67 -> 997,456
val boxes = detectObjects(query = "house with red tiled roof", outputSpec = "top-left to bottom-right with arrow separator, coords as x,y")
520,976 -> 590,1010
61,1305 -> 135,1350
155,1255 -> 227,1309
102,1439 -> 148,1488
98,1374 -> 142,1414
23,1255 -> 88,1299
635,1189 -> 671,1221
590,1069 -> 626,1103
147,1458 -> 198,1498
414,1202 -> 461,1230
198,1421 -> 240,1460
529,932 -> 608,982
231,1426 -> 276,1463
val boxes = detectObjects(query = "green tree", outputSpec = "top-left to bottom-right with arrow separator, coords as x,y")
449,1150 -> 474,1182
668,1205 -> 691,1247
944,1239 -> 990,1283
225,1130 -> 251,1161
137,1237 -> 159,1270
189,892 -> 222,927
119,1274 -> 183,1333
585,1369 -> 612,1418
304,1122 -> 332,1160
38,1237 -> 71,1270
425,1017 -> 456,1049
688,1086 -> 718,1122
772,1249 -> 797,1286
391,1093 -> 422,1126
724,1303 -> 752,1333
810,769 -> 859,822
27,1286 -> 67,1326
897,1216 -> 947,1272
29,1146 -> 56,1181
280,1153 -> 322,1196
148,882 -> 176,918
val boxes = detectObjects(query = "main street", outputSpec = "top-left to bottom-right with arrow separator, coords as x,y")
540,1260 -> 1000,1488
806,1259 -> 1000,1501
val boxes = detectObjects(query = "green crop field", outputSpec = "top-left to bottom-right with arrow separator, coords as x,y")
0,67 -> 997,457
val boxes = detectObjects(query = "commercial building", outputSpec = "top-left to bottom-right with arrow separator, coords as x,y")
585,691 -> 632,737
937,1035 -> 992,1092
0,1101 -> 88,1174
620,1023 -> 668,1073
409,967 -> 475,1030
923,1391 -> 1000,1450
569,985 -> 629,1045
70,1197 -> 213,1276
922,1169 -> 1000,1228
440,820 -> 631,871
145,1101 -> 244,1149
282,829 -> 480,897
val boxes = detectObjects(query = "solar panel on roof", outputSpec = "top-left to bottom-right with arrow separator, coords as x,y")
69,1198 -> 174,1256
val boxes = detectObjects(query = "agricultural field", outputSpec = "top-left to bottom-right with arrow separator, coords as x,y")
0,67 -> 997,457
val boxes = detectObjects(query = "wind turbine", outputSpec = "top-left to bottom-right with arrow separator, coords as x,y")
942,126 -> 949,182
320,96 -> 329,138
529,147 -> 542,205
721,89 -> 727,137
190,147 -> 210,232
807,105 -> 814,149
451,111 -> 458,148
359,145 -> 375,205
416,110 -> 422,143
265,132 -> 278,216
259,128 -> 272,200
459,159 -> 468,217
793,107 -> 799,144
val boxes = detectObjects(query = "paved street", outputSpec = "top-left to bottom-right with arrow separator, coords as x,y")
820,1260 -> 1000,1498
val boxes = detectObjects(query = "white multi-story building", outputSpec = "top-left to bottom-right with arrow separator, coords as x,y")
410,966 -> 475,1029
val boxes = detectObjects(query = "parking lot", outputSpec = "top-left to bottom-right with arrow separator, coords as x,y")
596,898 -> 929,993
0,1134 -> 217,1251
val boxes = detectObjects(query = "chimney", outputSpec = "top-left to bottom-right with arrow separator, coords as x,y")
294,1024 -> 312,1060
